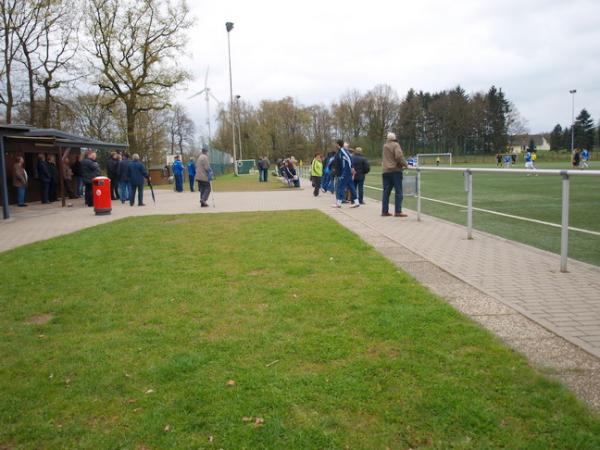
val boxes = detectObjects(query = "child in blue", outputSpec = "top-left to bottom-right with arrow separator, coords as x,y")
187,158 -> 196,191
332,140 -> 359,208
172,155 -> 184,192
581,148 -> 590,168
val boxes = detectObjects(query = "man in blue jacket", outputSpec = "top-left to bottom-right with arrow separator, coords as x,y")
117,153 -> 130,204
332,140 -> 359,208
172,154 -> 184,192
187,157 -> 196,191
127,153 -> 149,206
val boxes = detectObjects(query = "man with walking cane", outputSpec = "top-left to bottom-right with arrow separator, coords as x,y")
197,148 -> 212,208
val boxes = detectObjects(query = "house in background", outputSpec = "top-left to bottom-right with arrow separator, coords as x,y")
507,134 -> 551,153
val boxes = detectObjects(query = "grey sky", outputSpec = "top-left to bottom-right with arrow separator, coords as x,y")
178,0 -> 600,137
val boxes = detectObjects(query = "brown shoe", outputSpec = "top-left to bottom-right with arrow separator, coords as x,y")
395,212 -> 408,217
381,212 -> 392,217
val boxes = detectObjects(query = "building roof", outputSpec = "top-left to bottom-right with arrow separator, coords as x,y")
1,125 -> 127,150
510,134 -> 549,147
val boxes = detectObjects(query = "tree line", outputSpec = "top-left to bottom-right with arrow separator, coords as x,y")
1,0 -> 196,162
212,84 -> 536,161
549,109 -> 598,151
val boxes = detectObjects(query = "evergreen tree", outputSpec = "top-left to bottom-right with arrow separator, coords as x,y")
549,124 -> 563,150
574,109 -> 595,150
484,86 -> 509,153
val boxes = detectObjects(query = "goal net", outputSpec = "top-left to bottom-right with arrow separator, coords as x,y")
415,153 -> 453,167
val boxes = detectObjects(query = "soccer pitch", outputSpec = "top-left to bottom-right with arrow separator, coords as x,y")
363,162 -> 600,267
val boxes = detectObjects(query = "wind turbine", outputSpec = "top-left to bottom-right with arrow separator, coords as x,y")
188,67 -> 223,146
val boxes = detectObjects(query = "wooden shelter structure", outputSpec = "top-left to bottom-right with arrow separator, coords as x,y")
0,125 -> 127,219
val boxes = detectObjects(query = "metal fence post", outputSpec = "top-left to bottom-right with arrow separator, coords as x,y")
466,169 -> 473,239
416,168 -> 421,221
560,172 -> 570,272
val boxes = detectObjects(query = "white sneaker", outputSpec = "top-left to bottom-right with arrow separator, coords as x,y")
350,202 -> 359,208
331,203 -> 341,208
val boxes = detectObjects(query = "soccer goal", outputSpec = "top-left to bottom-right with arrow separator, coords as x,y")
415,153 -> 453,167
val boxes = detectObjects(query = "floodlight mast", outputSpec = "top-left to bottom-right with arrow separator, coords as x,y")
226,21 -> 238,175
569,89 -> 577,155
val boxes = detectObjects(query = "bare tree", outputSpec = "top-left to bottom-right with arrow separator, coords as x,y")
167,103 -> 195,155
86,0 -> 193,153
35,0 -> 81,128
0,0 -> 22,123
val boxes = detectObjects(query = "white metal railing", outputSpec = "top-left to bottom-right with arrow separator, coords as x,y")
408,167 -> 600,272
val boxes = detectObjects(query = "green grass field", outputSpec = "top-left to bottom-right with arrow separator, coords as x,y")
363,161 -> 600,266
155,172 -> 289,192
1,211 -> 600,448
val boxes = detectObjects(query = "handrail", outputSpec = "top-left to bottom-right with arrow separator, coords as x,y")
408,166 -> 600,176
409,166 -> 600,272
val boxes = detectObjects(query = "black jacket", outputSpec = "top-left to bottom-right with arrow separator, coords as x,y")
37,160 -> 51,182
118,159 -> 130,182
351,154 -> 370,181
81,157 -> 101,183
107,157 -> 119,179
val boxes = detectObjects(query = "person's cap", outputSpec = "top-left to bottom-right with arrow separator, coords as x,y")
202,147 -> 208,153
355,147 -> 363,154
387,132 -> 396,141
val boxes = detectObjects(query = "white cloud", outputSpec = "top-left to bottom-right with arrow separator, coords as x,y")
177,0 -> 600,136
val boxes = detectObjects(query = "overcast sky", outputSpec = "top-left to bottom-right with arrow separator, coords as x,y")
176,0 -> 600,138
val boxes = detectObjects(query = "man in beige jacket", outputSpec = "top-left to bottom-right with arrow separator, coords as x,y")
196,148 -> 212,207
381,132 -> 408,217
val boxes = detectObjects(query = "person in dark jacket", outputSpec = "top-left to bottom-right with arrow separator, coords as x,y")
351,147 -> 370,205
127,153 -> 149,206
106,151 -> 120,200
13,156 -> 28,207
37,153 -> 51,204
118,153 -> 130,203
81,150 -> 101,207
47,155 -> 58,202
72,154 -> 83,198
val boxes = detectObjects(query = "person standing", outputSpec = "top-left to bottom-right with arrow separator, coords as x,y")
196,148 -> 212,207
187,157 -> 196,191
13,156 -> 28,207
172,154 -> 184,192
118,153 -> 131,203
61,153 -> 76,199
81,150 -> 101,207
127,153 -> 149,206
106,151 -> 120,200
257,157 -> 265,182
581,148 -> 590,168
37,153 -> 51,204
46,155 -> 59,202
261,156 -> 270,182
381,132 -> 408,217
351,147 -> 370,205
332,140 -> 359,208
310,153 -> 323,196
72,154 -> 83,198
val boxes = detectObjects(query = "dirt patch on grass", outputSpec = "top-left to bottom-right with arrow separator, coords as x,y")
248,269 -> 270,276
163,217 -> 190,225
24,313 -> 54,325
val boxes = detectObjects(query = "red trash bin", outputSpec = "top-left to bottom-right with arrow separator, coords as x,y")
93,176 -> 112,215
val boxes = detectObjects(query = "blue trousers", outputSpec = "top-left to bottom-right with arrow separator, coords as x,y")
119,181 -> 130,203
16,186 -> 27,205
382,171 -> 403,214
174,173 -> 183,192
189,176 -> 195,191
336,171 -> 357,202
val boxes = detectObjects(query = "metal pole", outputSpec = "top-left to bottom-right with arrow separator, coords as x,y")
560,173 -> 570,272
236,96 -> 243,160
416,168 -> 421,221
0,136 -> 10,219
570,89 -> 576,155
466,169 -> 473,240
226,24 -> 238,175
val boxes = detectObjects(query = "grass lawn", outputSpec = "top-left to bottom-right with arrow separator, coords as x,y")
155,173 -> 291,192
1,211 -> 600,449
363,161 -> 600,266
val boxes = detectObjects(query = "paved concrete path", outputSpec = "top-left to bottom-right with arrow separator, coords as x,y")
2,185 -> 599,409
